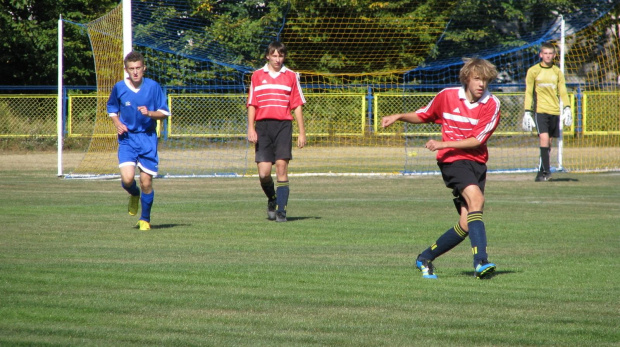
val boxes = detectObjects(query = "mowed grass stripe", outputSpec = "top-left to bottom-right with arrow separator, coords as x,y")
0,171 -> 618,346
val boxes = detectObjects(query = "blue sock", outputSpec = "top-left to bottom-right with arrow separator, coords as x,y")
122,180 -> 140,196
420,224 -> 468,261
467,211 -> 488,267
140,190 -> 154,222
276,181 -> 289,213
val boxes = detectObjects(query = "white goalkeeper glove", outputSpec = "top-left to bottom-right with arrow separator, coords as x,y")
522,111 -> 535,132
561,107 -> 572,126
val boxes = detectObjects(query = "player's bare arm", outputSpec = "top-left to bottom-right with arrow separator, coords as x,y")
425,137 -> 482,152
138,106 -> 167,120
293,106 -> 306,148
247,106 -> 258,144
381,112 -> 423,128
110,115 -> 128,135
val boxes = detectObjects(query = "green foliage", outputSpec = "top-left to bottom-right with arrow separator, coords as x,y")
197,0 -> 289,66
0,0 -> 616,85
432,0 -> 607,60
284,0 -> 457,74
0,0 -> 118,86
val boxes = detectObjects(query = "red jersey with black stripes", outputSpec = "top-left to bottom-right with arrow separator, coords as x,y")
415,86 -> 501,164
247,65 -> 306,121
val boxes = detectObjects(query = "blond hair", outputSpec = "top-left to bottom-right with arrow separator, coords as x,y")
459,57 -> 498,86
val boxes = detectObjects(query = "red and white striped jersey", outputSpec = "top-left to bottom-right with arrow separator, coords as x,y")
247,65 -> 306,121
415,86 -> 501,164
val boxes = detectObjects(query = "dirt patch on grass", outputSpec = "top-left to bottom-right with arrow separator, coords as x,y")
0,151 -> 84,173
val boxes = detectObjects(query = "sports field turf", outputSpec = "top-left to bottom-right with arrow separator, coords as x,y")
0,156 -> 618,346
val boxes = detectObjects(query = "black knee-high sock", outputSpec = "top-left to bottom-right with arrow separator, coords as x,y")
276,181 -> 289,213
467,211 -> 488,267
419,224 -> 468,261
539,146 -> 550,173
260,177 -> 276,201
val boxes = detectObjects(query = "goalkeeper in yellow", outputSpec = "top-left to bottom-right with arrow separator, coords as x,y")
522,42 -> 571,182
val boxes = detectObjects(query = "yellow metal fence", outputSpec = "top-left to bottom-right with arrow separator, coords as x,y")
0,92 -> 617,138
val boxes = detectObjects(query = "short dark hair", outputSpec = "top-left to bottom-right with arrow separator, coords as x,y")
265,41 -> 287,58
124,51 -> 145,67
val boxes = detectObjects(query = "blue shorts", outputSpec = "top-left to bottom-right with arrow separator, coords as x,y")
118,131 -> 159,176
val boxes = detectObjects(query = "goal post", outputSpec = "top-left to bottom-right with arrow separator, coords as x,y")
558,14 -> 566,172
57,15 -> 63,177
122,0 -> 132,59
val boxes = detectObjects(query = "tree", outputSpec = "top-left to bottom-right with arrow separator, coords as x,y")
0,0 -> 117,86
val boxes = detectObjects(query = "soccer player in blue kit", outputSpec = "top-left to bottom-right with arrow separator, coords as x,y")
107,51 -> 170,231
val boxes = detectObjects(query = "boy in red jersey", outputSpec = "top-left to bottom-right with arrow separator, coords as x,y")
381,58 -> 500,279
247,41 -> 306,222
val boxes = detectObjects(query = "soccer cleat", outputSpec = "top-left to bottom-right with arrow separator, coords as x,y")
134,220 -> 151,231
415,256 -> 438,279
128,194 -> 140,216
535,172 -> 551,182
545,173 -> 552,181
474,261 -> 496,279
275,211 -> 287,223
267,199 -> 277,220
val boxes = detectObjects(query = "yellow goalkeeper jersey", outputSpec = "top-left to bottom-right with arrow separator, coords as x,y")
524,63 -> 570,116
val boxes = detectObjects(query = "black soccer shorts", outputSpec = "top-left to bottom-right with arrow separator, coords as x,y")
535,112 -> 560,138
254,119 -> 293,164
438,160 -> 487,201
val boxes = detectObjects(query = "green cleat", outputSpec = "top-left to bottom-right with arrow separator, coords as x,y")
134,220 -> 151,231
128,194 -> 140,216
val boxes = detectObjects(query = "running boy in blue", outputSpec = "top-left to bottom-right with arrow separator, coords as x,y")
107,51 -> 170,231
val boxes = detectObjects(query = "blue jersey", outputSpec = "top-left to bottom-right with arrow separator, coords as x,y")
107,78 -> 170,133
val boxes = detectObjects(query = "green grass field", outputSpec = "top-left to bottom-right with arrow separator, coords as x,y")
1,163 -> 618,346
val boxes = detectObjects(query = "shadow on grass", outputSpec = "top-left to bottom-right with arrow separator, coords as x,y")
150,223 -> 191,229
267,216 -> 322,222
549,177 -> 579,182
460,269 -> 518,278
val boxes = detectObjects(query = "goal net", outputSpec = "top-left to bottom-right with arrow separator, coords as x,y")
64,0 -> 620,177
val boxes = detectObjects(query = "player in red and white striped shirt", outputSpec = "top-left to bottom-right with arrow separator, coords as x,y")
247,41 -> 306,222
382,58 -> 500,279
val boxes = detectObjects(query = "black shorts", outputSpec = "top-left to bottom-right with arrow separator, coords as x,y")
255,119 -> 293,163
438,160 -> 487,200
535,113 -> 560,138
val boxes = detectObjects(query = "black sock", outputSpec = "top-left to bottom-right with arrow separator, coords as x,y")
539,146 -> 550,174
260,177 -> 276,201
419,224 -> 468,261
